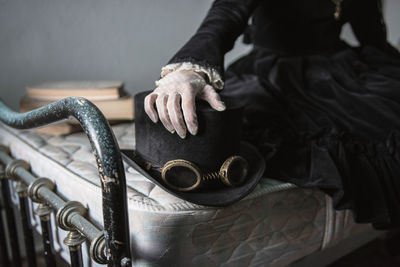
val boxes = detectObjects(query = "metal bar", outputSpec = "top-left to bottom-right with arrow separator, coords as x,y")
35,204 -> 56,267
16,182 -> 37,267
0,179 -> 22,267
64,231 -> 85,267
0,166 -> 11,267
0,98 -> 131,265
69,248 -> 84,267
0,209 -> 10,267
0,150 -> 108,264
40,218 -> 57,267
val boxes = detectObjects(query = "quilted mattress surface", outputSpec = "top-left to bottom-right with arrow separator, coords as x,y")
0,122 -> 373,266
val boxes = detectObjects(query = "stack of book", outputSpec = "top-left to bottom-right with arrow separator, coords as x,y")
20,81 -> 134,135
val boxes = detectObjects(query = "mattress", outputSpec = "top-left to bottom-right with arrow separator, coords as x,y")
0,122 -> 376,266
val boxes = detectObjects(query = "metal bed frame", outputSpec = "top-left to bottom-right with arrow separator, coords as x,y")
0,97 -> 132,267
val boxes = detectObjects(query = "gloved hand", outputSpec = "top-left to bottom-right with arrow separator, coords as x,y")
144,70 -> 226,139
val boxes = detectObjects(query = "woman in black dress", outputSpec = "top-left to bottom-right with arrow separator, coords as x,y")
144,0 -> 400,229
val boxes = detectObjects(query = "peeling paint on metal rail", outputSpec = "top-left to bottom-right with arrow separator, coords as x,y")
0,97 -> 131,266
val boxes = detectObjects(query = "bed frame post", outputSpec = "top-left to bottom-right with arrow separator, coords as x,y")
16,180 -> 38,267
0,203 -> 10,267
0,163 -> 22,267
64,230 -> 86,267
0,165 -> 11,267
0,98 -> 132,266
34,203 -> 57,267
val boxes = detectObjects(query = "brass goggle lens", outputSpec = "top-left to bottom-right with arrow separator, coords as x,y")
161,155 -> 248,191
161,159 -> 202,191
220,156 -> 248,187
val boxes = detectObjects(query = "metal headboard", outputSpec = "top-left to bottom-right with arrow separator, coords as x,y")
0,97 -> 132,266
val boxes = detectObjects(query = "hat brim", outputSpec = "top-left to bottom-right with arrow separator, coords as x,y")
121,142 -> 265,207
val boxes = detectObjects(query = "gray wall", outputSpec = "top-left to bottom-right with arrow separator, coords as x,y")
0,0 -> 399,110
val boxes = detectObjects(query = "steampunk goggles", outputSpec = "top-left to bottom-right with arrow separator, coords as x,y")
161,156 -> 249,192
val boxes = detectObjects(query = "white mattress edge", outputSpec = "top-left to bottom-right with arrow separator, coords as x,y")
0,123 -> 299,213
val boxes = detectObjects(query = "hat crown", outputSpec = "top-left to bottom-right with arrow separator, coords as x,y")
134,92 -> 244,172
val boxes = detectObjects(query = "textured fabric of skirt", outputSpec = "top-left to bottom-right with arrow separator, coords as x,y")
221,44 -> 400,229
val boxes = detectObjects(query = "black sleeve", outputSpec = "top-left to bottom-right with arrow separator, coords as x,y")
349,0 -> 399,56
167,0 -> 261,77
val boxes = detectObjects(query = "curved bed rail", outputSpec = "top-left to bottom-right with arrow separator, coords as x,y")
0,97 -> 131,266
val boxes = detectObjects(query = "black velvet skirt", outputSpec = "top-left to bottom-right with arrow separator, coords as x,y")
221,44 -> 400,229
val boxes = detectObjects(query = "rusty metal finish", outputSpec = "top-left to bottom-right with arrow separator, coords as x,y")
0,98 -> 131,266
0,144 -> 111,265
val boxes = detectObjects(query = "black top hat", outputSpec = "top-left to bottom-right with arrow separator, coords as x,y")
121,91 -> 265,207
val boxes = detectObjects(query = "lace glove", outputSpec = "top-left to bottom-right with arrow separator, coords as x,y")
144,70 -> 226,139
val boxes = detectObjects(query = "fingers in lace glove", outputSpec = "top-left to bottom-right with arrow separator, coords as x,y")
155,93 -> 175,133
199,85 -> 226,111
144,70 -> 226,139
144,93 -> 158,123
181,90 -> 198,136
168,92 -> 187,138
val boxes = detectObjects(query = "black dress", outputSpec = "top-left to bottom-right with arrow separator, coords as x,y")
167,0 -> 400,229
